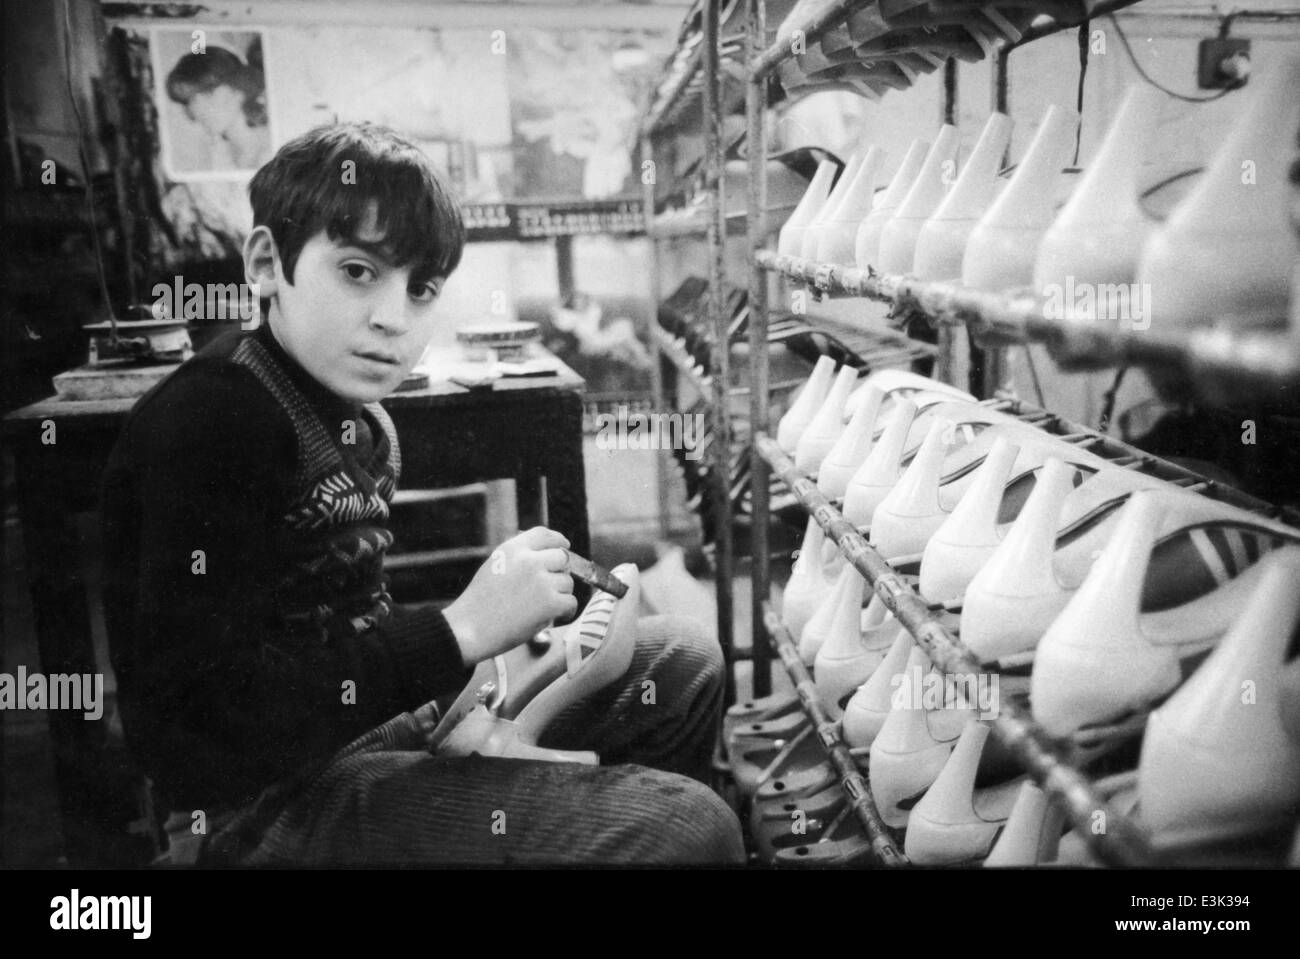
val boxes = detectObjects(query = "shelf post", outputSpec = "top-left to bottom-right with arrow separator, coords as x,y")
703,0 -> 735,705
642,131 -> 672,542
746,0 -> 771,699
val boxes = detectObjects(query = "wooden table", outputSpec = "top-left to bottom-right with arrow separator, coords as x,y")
1,346 -> 588,864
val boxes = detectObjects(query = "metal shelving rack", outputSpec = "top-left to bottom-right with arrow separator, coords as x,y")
736,0 -> 1300,866
756,252 -> 1300,405
642,0 -> 740,704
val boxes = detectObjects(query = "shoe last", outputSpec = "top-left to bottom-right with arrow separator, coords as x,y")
878,0 -> 931,21
842,397 -> 918,527
856,138 -> 930,269
752,780 -> 845,867
905,721 -> 1026,864
778,159 -> 838,257
816,147 -> 885,265
817,18 -> 859,58
815,593 -> 901,717
914,112 -> 1014,281
818,385 -> 885,500
863,400 -> 1055,556
877,124 -> 961,275
781,516 -> 831,639
753,756 -> 839,805
752,774 -> 841,824
1032,86 -> 1161,312
881,0 -> 1022,44
795,364 -> 860,475
801,153 -> 862,261
854,22 -> 989,65
868,648 -> 976,828
962,104 -> 1080,291
723,689 -> 802,746
845,367 -> 974,419
1033,490 -> 1298,737
1137,56 -> 1300,331
983,781 -> 1067,866
798,561 -> 862,667
1031,492 -> 1176,737
960,457 -> 1078,663
842,628 -> 914,749
972,7 -> 1022,48
793,38 -> 843,79
776,354 -> 837,453
1138,547 -> 1300,847
919,435 -> 1020,605
869,416 -> 954,560
979,6 -> 1026,44
846,2 -> 889,42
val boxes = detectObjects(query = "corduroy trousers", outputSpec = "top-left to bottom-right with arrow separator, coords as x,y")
203,615 -> 745,866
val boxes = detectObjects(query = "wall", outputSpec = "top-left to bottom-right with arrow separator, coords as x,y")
4,0 -> 107,180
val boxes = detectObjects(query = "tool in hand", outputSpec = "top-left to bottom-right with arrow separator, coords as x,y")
562,549 -> 630,599
530,549 -> 629,650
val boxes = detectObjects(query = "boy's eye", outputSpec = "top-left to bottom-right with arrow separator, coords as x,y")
409,283 -> 441,303
342,262 -> 376,282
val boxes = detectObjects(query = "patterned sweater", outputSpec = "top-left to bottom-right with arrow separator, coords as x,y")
101,323 -> 472,811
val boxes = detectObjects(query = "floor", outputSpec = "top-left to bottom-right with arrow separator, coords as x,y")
2,438 -> 777,865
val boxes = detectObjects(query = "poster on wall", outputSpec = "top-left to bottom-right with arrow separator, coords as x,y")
150,27 -> 276,181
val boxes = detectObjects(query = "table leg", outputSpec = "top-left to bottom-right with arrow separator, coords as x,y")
545,393 -> 590,559
12,448 -> 109,864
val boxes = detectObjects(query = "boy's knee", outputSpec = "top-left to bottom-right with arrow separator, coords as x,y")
630,769 -> 744,864
638,614 -> 724,694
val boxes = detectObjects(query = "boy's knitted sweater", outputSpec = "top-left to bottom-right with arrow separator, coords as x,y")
101,322 -> 472,811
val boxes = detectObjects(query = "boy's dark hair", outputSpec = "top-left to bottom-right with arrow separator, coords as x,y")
249,122 -> 466,287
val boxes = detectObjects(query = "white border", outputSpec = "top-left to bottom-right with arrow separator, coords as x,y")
149,24 -> 279,183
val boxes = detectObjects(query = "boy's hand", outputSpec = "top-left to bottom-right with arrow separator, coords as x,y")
443,527 -> 578,666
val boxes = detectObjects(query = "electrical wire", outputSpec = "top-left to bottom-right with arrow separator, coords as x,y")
1024,344 -> 1046,410
1106,12 -> 1245,103
61,0 -> 118,338
1099,365 -> 1128,433
1074,21 -> 1089,166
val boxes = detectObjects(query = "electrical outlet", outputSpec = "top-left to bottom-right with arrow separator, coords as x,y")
1197,37 -> 1251,89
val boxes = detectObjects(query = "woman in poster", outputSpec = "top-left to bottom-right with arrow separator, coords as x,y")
166,42 -> 271,172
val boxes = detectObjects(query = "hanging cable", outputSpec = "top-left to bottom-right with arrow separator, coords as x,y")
1074,21 -> 1089,166
1106,12 -> 1245,103
1024,344 -> 1047,410
1099,365 -> 1128,433
61,0 -> 118,341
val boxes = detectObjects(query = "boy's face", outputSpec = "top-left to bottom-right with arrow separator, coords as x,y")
253,206 -> 447,404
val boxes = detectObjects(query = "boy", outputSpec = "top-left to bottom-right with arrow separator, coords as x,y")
101,122 -> 743,865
